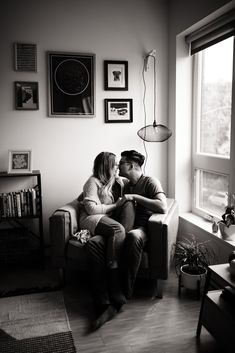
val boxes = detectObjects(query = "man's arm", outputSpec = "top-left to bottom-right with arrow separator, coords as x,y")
122,192 -> 167,214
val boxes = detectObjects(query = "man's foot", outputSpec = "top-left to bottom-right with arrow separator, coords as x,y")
90,305 -> 117,331
108,269 -> 127,306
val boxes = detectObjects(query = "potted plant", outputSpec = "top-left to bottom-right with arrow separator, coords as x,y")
172,235 -> 215,296
219,194 -> 235,240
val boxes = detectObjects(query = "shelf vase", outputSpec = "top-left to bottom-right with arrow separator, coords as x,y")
219,222 -> 235,241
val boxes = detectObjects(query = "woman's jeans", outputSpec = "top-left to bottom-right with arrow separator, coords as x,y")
94,201 -> 135,266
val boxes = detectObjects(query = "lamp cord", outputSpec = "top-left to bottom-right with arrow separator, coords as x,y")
142,58 -> 148,173
141,54 -> 156,173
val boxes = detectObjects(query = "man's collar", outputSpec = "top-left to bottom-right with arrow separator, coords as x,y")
129,174 -> 143,186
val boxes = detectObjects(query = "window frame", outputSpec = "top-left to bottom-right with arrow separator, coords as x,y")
192,40 -> 235,219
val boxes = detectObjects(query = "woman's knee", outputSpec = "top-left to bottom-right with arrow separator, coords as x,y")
122,200 -> 135,213
114,223 -> 125,240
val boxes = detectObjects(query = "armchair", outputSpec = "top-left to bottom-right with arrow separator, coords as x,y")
49,197 -> 179,298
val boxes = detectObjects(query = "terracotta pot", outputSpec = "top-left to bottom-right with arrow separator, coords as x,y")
180,265 -> 207,290
219,222 -> 235,241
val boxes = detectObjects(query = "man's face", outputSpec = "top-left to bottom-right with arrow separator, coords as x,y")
118,157 -> 132,177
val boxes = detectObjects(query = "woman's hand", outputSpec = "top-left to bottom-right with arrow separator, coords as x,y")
115,197 -> 126,208
115,194 -> 136,208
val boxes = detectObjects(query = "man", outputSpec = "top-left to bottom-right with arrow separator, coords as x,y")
119,150 -> 167,298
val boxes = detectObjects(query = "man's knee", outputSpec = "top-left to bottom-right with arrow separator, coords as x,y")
126,228 -> 146,246
85,235 -> 106,260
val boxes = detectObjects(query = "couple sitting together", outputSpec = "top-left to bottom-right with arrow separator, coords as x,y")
79,150 -> 167,330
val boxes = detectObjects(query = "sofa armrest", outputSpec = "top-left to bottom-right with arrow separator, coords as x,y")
49,198 -> 80,268
147,198 -> 179,279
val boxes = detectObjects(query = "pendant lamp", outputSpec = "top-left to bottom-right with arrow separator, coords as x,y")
137,50 -> 172,142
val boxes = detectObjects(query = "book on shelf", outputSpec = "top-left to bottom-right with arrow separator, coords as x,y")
0,187 -> 39,219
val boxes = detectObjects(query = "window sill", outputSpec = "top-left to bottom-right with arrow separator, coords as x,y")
180,212 -> 235,249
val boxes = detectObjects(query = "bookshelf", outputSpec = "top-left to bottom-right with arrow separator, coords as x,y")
0,170 -> 44,265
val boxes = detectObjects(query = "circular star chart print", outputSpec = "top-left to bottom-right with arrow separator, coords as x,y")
54,59 -> 90,95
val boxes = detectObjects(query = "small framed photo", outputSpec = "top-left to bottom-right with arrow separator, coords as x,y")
15,81 -> 39,110
8,150 -> 32,174
104,61 -> 128,90
104,99 -> 133,123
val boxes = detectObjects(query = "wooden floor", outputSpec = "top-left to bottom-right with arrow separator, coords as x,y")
63,269 -> 222,353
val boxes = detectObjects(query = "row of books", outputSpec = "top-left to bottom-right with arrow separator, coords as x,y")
0,187 -> 39,219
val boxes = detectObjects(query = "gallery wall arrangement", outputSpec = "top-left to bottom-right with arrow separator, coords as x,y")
12,42 -> 133,123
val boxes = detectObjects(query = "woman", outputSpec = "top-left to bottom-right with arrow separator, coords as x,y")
79,152 -> 135,329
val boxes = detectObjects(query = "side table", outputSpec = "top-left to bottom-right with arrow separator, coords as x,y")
196,264 -> 235,351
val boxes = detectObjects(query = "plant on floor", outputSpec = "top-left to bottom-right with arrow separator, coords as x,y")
172,234 -> 215,276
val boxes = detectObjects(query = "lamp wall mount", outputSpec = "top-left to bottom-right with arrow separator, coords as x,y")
144,49 -> 156,71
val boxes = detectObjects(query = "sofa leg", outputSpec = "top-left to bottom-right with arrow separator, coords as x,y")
152,279 -> 163,299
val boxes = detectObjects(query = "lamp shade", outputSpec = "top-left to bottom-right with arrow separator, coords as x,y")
137,122 -> 172,142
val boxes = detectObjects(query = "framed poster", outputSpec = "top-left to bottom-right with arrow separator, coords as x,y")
104,60 -> 128,90
104,99 -> 133,123
15,81 -> 39,110
8,149 -> 32,173
48,51 -> 95,117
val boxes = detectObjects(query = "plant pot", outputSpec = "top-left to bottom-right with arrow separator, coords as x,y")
180,265 -> 207,291
219,222 -> 235,241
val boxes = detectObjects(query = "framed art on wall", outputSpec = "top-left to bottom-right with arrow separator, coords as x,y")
48,51 -> 95,117
8,150 -> 32,174
15,81 -> 39,110
104,60 -> 128,90
104,99 -> 133,123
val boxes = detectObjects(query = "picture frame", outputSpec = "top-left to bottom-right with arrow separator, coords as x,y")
104,60 -> 128,90
104,99 -> 133,123
8,150 -> 32,174
48,51 -> 95,117
15,81 -> 39,110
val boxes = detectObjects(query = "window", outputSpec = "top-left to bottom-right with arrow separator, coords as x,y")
192,35 -> 234,218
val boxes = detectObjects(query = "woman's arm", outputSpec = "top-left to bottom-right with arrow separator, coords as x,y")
83,177 -> 121,215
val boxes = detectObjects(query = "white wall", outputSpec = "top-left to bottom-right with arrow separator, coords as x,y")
0,0 -> 169,244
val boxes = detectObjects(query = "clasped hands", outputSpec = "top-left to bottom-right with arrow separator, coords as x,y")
115,194 -> 136,208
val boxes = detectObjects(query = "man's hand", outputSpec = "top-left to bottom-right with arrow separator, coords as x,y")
115,195 -> 135,208
122,194 -> 135,202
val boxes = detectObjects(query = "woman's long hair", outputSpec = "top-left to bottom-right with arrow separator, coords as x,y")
93,152 -> 116,200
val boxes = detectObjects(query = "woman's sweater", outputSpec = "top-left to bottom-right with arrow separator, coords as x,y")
79,176 -> 126,235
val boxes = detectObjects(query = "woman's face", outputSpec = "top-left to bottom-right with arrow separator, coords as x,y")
112,157 -> 119,177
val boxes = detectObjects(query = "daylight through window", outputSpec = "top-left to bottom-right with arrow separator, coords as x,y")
192,35 -> 234,218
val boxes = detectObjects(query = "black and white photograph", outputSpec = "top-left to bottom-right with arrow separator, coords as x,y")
104,60 -> 128,90
105,98 -> 133,122
1,1 -> 235,353
15,81 -> 39,110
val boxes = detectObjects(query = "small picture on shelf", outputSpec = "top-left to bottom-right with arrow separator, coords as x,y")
8,149 -> 32,174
